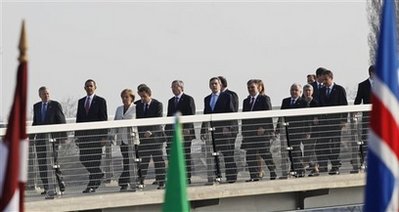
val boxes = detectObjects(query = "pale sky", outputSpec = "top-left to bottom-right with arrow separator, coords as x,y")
1,1 -> 370,121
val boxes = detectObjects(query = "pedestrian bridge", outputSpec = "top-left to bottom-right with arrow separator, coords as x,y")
1,104 -> 370,211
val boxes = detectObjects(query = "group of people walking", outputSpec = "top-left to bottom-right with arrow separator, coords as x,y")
30,66 -> 373,196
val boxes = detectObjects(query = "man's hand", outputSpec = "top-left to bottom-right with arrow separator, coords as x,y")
144,131 -> 152,138
257,127 -> 266,136
222,127 -> 231,136
183,129 -> 190,137
313,117 -> 319,125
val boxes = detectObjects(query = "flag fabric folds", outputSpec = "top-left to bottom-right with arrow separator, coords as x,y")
0,22 -> 29,212
364,0 -> 399,211
163,116 -> 190,212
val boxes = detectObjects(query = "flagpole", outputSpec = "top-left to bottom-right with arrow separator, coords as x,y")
18,20 -> 29,212
19,20 -> 28,63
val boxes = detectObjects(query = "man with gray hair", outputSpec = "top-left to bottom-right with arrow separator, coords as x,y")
165,80 -> 196,184
32,86 -> 66,197
279,83 -> 308,178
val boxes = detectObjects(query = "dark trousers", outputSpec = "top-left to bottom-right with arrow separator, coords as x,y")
316,125 -> 342,170
119,143 -> 130,187
167,140 -> 192,179
360,112 -> 369,162
79,138 -> 103,188
287,133 -> 305,172
303,136 -> 317,166
244,137 -> 275,179
214,132 -> 237,181
35,137 -> 63,190
138,139 -> 165,184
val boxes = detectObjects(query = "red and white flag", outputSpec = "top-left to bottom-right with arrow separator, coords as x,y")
0,22 -> 29,212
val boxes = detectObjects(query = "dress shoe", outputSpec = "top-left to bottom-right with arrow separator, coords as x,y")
295,171 -> 305,178
270,170 -> 277,180
328,167 -> 340,175
59,181 -> 66,193
152,180 -> 159,185
308,170 -> 320,177
245,178 -> 260,182
41,190 -> 48,195
227,180 -> 236,184
319,167 -> 328,173
120,185 -> 128,192
350,169 -> 360,174
82,187 -> 96,193
157,183 -> 165,190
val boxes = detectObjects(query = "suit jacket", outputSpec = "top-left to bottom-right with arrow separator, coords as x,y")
75,95 -> 108,139
136,99 -> 164,140
224,89 -> 239,112
165,93 -> 196,140
241,95 -> 274,147
319,83 -> 348,125
280,97 -> 309,134
32,100 -> 66,140
203,92 -> 235,133
354,79 -> 371,104
112,103 -> 139,145
311,81 -> 324,103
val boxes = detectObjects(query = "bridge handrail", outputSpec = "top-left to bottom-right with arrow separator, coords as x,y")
0,104 -> 371,136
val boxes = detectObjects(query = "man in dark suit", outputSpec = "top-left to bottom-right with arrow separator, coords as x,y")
318,70 -> 348,175
280,83 -> 308,177
32,86 -> 66,196
76,79 -> 108,193
352,65 -> 374,172
203,77 -> 237,183
218,76 -> 239,112
311,67 -> 327,103
241,80 -> 276,181
165,80 -> 196,183
136,85 -> 166,189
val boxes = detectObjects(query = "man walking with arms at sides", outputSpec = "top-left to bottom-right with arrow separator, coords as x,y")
135,85 -> 166,189
76,79 -> 108,193
352,65 -> 375,173
317,70 -> 348,175
165,80 -> 196,184
241,80 -> 277,181
279,83 -> 308,177
32,86 -> 66,197
203,77 -> 237,183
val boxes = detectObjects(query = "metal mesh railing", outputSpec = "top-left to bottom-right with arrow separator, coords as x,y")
0,105 -> 371,200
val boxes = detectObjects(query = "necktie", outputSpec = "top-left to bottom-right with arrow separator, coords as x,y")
326,88 -> 331,96
144,103 -> 149,115
41,102 -> 47,122
250,97 -> 255,111
85,97 -> 91,114
290,99 -> 295,105
210,95 -> 216,111
174,96 -> 179,108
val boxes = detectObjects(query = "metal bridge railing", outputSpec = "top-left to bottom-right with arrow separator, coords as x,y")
0,104 -> 371,200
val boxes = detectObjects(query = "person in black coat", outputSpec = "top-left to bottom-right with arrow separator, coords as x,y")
136,85 -> 166,189
310,67 -> 327,103
218,76 -> 239,147
165,80 -> 196,183
75,79 -> 108,193
203,77 -> 237,183
241,80 -> 276,181
317,70 -> 348,175
352,65 -> 374,172
32,86 -> 66,195
279,83 -> 308,177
